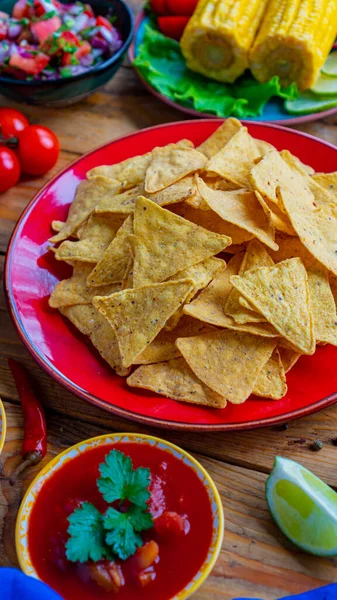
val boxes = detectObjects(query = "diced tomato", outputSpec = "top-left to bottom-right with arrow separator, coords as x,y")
138,567 -> 156,588
31,15 -> 61,44
75,40 -> 91,58
88,562 -> 124,592
150,0 -> 168,15
13,0 -> 29,19
96,15 -> 114,32
0,20 -> 8,41
107,563 -> 125,589
157,15 -> 189,40
155,511 -> 188,537
134,541 -> 159,570
166,0 -> 198,16
59,30 -> 80,48
83,4 -> 95,17
9,51 -> 50,75
33,0 -> 60,17
61,39 -> 90,65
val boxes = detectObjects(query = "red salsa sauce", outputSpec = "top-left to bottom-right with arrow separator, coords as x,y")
28,442 -> 214,600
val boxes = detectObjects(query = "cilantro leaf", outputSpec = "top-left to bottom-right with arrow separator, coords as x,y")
128,504 -> 154,532
66,502 -> 108,563
97,449 -> 151,508
103,507 -> 143,560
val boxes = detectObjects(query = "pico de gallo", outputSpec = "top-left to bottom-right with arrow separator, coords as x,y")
27,442 -> 214,599
0,0 -> 123,80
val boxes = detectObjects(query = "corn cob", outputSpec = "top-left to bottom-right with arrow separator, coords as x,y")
249,0 -> 337,90
180,0 -> 270,84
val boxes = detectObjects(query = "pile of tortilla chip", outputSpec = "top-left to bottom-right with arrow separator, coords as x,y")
48,118 -> 337,410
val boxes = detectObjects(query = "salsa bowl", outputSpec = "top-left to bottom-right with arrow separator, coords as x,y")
0,0 -> 134,106
16,432 -> 224,600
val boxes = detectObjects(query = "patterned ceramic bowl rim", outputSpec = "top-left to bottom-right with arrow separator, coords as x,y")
0,398 -> 6,455
16,432 -> 224,600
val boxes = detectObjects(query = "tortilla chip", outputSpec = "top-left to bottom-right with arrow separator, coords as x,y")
93,279 -> 195,368
197,178 -> 277,250
268,233 -> 315,268
134,316 -> 217,364
253,349 -> 287,400
50,177 -> 121,243
127,357 -> 227,408
51,220 -> 65,233
230,258 -> 315,355
86,216 -> 133,287
87,140 -> 194,187
312,172 -> 337,195
176,330 -> 276,403
249,150 -> 310,213
255,195 -> 296,236
49,263 -> 120,308
87,153 -> 152,187
279,186 -> 337,277
255,139 -> 276,156
95,177 -> 196,215
145,146 -> 206,193
184,253 -> 278,337
197,118 -> 243,159
280,150 -> 315,176
132,197 -> 231,287
278,347 -> 301,374
225,240 -> 274,325
207,128 -> 260,187
170,201 -> 254,245
60,304 -> 129,376
55,213 -> 123,264
307,262 -> 337,346
165,257 -> 225,330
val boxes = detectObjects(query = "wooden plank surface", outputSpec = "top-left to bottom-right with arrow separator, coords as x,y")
1,1 -> 337,597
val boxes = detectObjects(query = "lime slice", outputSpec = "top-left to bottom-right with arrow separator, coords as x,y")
311,73 -> 337,95
322,52 -> 337,77
285,91 -> 337,114
266,456 -> 337,556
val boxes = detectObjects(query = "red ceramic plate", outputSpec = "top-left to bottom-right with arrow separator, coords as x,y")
5,120 -> 337,431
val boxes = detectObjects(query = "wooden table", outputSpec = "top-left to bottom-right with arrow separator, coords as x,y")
2,3 -> 337,597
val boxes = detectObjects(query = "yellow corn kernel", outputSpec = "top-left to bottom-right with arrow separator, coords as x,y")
249,0 -> 337,90
180,0 -> 269,84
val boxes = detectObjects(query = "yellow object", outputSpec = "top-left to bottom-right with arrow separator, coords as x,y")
249,0 -> 337,90
0,398 -> 6,455
180,0 -> 269,83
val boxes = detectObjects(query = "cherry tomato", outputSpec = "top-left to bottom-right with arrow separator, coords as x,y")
0,108 -> 29,140
166,0 -> 198,15
150,0 -> 168,15
158,15 -> 189,40
0,147 -> 21,193
18,125 -> 60,176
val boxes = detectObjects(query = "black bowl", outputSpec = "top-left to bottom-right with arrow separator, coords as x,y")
0,0 -> 134,106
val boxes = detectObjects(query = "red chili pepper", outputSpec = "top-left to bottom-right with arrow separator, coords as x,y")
8,358 -> 47,484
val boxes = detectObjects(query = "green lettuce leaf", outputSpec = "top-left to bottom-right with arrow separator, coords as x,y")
133,22 -> 298,119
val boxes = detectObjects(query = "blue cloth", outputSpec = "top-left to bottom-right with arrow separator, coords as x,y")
235,585 -> 337,600
0,568 -> 63,600
1,568 -> 337,600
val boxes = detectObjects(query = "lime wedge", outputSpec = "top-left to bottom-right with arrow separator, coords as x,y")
266,456 -> 337,556
285,91 -> 337,114
322,52 -> 337,77
311,73 -> 337,95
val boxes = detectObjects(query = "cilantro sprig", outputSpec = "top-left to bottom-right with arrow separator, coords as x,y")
65,450 -> 153,563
